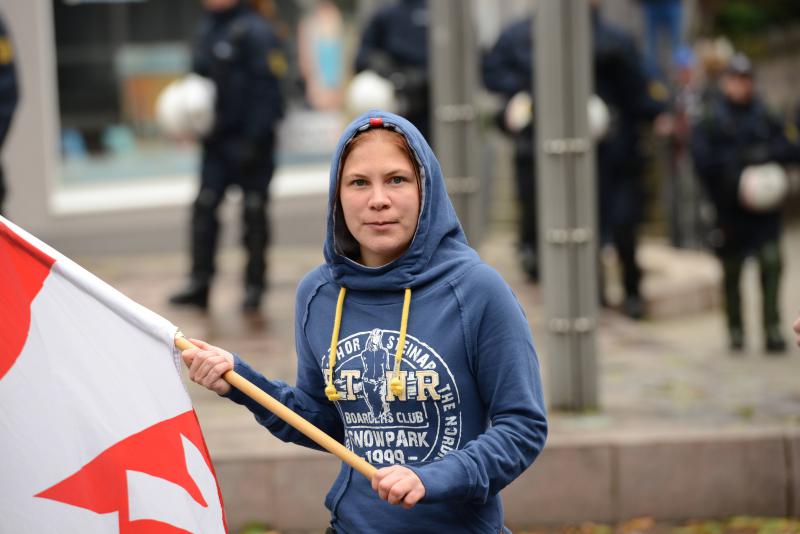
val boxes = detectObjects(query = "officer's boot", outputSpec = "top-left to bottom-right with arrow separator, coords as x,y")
721,254 -> 745,352
169,278 -> 210,309
759,241 -> 786,354
617,225 -> 645,320
514,154 -> 538,281
242,190 -> 269,312
169,189 -> 222,310
518,243 -> 539,282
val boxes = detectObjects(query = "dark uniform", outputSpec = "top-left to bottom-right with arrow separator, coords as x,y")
481,18 -> 537,279
170,0 -> 285,311
690,57 -> 792,352
0,13 -> 19,215
593,11 -> 666,318
482,13 -> 665,314
354,0 -> 430,143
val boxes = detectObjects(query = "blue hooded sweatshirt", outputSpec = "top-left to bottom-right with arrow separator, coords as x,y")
225,111 -> 547,533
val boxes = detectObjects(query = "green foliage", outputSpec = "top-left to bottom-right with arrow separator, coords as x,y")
707,1 -> 800,58
714,2 -> 771,38
713,1 -> 800,38
237,522 -> 277,534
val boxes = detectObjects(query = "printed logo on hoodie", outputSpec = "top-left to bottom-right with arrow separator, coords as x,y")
322,328 -> 462,466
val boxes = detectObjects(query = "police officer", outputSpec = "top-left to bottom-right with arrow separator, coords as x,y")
481,17 -> 538,280
170,0 -> 285,312
482,7 -> 666,315
592,4 -> 668,319
0,12 -> 19,215
354,0 -> 430,143
691,54 -> 792,353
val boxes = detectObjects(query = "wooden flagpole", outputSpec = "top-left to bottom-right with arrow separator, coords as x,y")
175,334 -> 377,481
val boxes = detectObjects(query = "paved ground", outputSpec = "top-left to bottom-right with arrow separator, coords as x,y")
77,221 -> 800,460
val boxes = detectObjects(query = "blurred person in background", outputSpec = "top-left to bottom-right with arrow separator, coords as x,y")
690,54 -> 794,354
0,11 -> 18,216
693,37 -> 734,111
662,47 -> 706,248
353,0 -> 430,143
297,0 -> 345,111
169,0 -> 286,313
794,313 -> 800,347
637,0 -> 686,80
482,3 -> 669,319
592,2 -> 670,319
481,16 -> 539,281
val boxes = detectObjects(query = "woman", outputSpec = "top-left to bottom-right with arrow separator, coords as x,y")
183,111 -> 547,533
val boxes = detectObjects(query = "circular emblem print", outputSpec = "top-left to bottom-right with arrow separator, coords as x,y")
321,329 -> 462,465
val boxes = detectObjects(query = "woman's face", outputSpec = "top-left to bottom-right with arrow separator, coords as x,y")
339,132 -> 420,267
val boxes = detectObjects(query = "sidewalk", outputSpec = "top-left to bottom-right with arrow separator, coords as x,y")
79,222 -> 800,532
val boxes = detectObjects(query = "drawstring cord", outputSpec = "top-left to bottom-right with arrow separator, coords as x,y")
389,288 -> 411,396
325,287 -> 348,401
325,287 -> 412,401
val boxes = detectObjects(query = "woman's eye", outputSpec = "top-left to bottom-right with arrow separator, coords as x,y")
391,176 -> 405,184
353,179 -> 366,187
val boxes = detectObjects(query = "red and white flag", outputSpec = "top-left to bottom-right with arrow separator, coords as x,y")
0,216 -> 227,533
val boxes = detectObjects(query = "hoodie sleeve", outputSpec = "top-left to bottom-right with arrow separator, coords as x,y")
223,277 -> 344,451
409,265 -> 548,503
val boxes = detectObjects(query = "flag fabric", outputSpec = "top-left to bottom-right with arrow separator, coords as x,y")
0,216 -> 227,533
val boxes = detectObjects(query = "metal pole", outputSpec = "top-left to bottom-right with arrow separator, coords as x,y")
535,0 -> 598,410
428,0 -> 484,244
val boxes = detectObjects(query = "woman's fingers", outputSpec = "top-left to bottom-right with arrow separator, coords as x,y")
180,347 -> 199,367
375,468 -> 403,501
402,485 -> 425,508
386,477 -> 414,505
189,338 -> 214,350
181,338 -> 216,366
185,348 -> 233,395
371,466 -> 425,508
199,354 -> 232,387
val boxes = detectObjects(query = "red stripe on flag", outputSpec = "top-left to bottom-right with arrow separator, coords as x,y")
0,220 -> 55,381
36,410 -> 227,533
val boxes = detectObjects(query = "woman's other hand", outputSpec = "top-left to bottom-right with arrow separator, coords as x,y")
371,465 -> 426,509
181,338 -> 234,395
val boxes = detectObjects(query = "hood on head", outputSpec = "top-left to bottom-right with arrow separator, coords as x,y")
323,110 -> 477,291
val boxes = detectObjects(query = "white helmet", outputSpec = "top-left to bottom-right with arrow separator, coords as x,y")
738,162 -> 789,212
155,74 -> 216,138
587,94 -> 610,141
344,70 -> 398,117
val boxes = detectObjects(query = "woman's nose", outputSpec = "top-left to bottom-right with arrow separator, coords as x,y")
368,184 -> 390,209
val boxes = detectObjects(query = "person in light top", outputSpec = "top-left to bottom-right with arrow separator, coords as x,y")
182,111 -> 547,533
